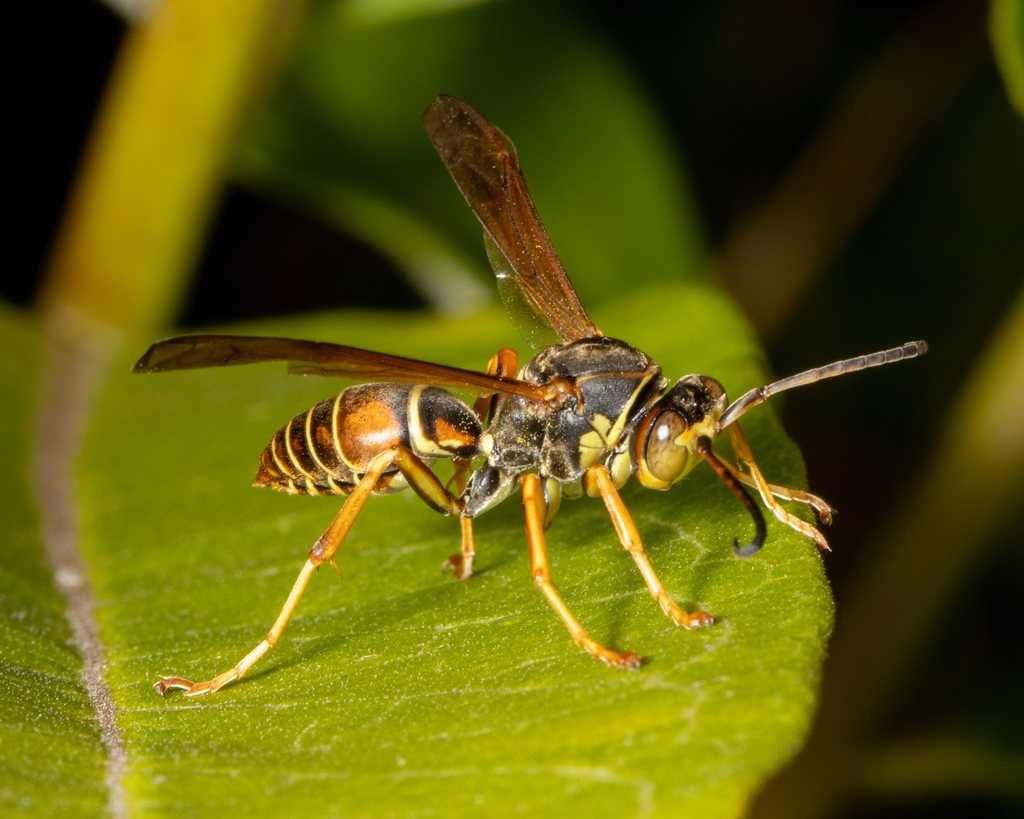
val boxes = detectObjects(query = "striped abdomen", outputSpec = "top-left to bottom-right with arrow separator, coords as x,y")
254,383 -> 482,497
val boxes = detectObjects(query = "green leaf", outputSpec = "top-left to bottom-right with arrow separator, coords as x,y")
78,282 -> 832,816
338,0 -> 504,28
235,0 -> 707,311
0,305 -> 108,817
991,0 -> 1024,117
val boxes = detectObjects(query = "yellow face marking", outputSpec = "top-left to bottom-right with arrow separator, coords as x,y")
636,458 -> 672,490
673,418 -> 720,451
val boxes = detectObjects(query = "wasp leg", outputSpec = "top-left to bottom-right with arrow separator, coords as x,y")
444,456 -> 478,580
440,458 -> 476,580
696,437 -> 767,558
521,473 -> 641,669
442,517 -> 477,581
722,463 -> 834,525
444,462 -> 477,580
154,559 -> 320,697
724,422 -> 831,552
156,446 -> 463,697
583,465 -> 715,629
471,347 -> 519,424
445,348 -> 519,579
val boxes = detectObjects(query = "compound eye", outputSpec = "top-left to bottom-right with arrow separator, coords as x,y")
644,411 -> 690,483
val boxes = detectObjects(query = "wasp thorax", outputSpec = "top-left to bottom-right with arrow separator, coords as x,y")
634,375 -> 728,489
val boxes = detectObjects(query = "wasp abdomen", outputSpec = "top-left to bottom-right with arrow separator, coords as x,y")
254,383 -> 481,497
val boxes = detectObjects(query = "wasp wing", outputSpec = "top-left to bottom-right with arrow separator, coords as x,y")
132,335 -> 553,401
422,95 -> 602,347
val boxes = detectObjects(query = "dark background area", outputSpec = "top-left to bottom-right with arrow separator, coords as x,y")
14,1 -> 1022,817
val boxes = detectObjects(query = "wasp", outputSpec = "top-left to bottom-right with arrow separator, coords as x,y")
135,95 -> 927,695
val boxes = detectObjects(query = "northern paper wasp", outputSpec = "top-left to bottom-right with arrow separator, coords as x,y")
135,95 -> 927,695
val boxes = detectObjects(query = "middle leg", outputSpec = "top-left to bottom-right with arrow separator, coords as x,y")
521,473 -> 641,668
582,464 -> 714,629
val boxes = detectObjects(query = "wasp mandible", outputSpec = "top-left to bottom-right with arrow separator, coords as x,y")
135,95 -> 927,695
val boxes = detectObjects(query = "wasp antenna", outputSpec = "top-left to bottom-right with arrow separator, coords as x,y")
696,437 -> 766,558
719,341 -> 928,428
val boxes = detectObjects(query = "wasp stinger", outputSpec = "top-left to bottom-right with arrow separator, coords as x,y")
135,95 -> 927,695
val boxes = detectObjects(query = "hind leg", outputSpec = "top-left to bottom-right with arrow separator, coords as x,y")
445,348 -> 520,580
156,446 -> 462,696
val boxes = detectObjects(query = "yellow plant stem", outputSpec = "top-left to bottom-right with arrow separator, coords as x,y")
39,0 -> 302,335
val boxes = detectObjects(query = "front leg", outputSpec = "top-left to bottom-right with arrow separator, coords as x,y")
725,422 -> 832,551
725,463 -> 835,525
582,465 -> 714,629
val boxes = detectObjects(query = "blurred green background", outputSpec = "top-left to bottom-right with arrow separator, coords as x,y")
8,0 -> 1023,817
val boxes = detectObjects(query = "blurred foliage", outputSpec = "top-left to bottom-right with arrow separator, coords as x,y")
38,0 -> 297,334
991,0 -> 1024,113
232,0 -> 707,315
9,0 -> 1024,817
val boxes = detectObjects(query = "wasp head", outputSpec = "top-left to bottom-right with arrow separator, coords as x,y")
633,375 -> 728,489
